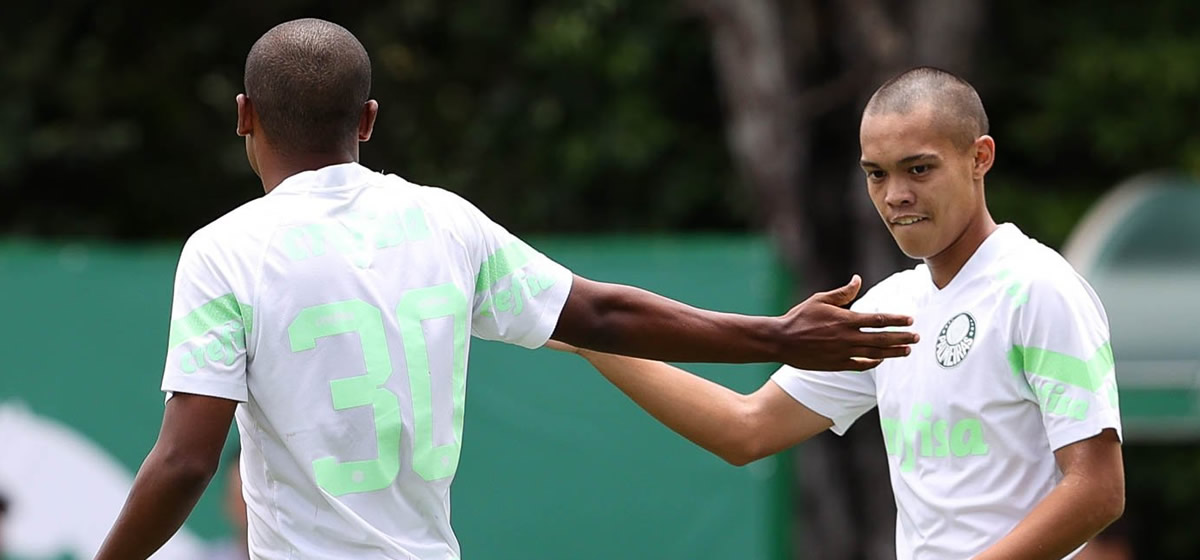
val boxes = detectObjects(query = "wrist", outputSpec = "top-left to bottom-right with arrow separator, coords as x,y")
762,315 -> 787,363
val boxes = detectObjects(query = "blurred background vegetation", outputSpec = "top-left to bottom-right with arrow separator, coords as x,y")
6,0 -> 1200,245
3,0 -> 1199,558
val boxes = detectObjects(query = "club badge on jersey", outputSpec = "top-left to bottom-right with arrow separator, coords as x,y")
935,312 -> 976,368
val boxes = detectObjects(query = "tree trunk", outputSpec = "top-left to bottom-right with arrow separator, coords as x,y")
684,0 -> 812,275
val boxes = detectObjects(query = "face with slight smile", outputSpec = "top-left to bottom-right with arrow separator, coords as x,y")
859,106 -> 987,260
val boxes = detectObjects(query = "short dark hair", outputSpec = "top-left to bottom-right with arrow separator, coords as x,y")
244,18 -> 372,155
864,66 -> 989,150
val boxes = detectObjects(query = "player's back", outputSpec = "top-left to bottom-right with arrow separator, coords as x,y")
162,163 -> 573,559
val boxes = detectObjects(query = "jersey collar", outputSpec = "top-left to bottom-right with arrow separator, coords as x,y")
934,223 -> 1025,292
270,162 -> 373,194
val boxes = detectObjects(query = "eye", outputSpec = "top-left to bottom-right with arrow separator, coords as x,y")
909,164 -> 931,175
866,169 -> 886,181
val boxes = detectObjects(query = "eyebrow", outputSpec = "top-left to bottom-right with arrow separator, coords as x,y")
860,153 -> 942,168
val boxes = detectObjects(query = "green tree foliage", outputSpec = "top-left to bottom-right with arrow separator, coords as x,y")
979,0 -> 1200,246
5,1 -> 1200,247
0,0 -> 739,239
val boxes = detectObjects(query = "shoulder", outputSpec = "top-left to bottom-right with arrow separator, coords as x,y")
372,171 -> 467,206
379,174 -> 491,223
993,229 -> 1107,323
1000,232 -> 1098,298
410,181 -> 485,218
193,197 -> 273,245
178,197 -> 277,272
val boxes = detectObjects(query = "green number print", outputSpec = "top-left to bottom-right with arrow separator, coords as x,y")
398,284 -> 468,481
289,300 -> 401,496
287,286 -> 468,497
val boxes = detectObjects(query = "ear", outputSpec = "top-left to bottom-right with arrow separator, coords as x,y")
358,100 -> 379,142
236,94 -> 254,137
972,135 -> 995,179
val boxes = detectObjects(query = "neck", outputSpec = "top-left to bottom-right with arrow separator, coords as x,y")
258,149 -> 359,194
925,206 -> 998,289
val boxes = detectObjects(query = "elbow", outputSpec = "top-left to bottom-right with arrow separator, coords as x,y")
1099,470 -> 1126,525
720,449 -> 761,468
1099,488 -> 1126,526
1082,475 -> 1125,530
153,444 -> 221,488
716,400 -> 771,467
717,442 -> 753,466
719,438 -> 774,467
719,434 -> 769,467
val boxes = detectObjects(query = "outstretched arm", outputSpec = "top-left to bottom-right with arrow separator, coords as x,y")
551,342 -> 834,465
973,429 -> 1124,560
552,275 -> 916,372
95,393 -> 236,560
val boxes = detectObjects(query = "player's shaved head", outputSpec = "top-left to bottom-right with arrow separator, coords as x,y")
244,18 -> 371,155
864,66 -> 988,150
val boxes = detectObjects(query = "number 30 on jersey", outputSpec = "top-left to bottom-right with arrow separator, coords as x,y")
287,284 -> 468,496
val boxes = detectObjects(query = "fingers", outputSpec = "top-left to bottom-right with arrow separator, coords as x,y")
853,329 -> 920,347
848,345 -> 912,360
827,353 -> 900,372
814,275 -> 862,306
842,310 -> 914,329
823,306 -> 919,345
844,357 -> 884,371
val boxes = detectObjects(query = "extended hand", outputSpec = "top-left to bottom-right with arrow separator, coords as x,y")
778,275 -> 918,371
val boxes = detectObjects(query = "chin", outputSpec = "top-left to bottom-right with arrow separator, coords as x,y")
889,234 -> 934,260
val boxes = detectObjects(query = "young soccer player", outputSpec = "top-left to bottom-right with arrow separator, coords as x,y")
94,19 -> 917,560
554,67 -> 1124,559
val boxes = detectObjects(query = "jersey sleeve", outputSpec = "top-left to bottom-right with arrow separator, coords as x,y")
445,193 -> 573,349
1011,271 -> 1121,451
160,232 -> 253,402
768,297 -> 880,435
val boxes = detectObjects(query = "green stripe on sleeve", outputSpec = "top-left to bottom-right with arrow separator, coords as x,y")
1009,342 -> 1115,392
239,301 -> 254,338
168,294 -> 251,348
1007,346 -> 1024,377
475,242 -> 533,294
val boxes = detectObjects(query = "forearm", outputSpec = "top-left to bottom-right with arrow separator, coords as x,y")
95,445 -> 217,560
975,473 -> 1123,560
580,349 -> 760,465
555,280 -> 781,363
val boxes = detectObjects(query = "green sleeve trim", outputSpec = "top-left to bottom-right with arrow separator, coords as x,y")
1008,342 -> 1114,392
168,294 -> 252,348
475,242 -> 533,294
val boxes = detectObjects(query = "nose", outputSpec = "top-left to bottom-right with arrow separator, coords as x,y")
884,181 -> 915,208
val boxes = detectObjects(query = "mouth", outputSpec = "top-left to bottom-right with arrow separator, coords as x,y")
891,216 -> 928,226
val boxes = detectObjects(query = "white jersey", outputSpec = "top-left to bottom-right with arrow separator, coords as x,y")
160,162 -> 573,560
772,224 -> 1121,559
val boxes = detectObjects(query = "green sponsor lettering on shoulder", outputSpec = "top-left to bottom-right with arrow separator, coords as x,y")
476,242 -> 557,318
1008,342 -> 1117,412
475,242 -> 533,294
170,294 -> 253,373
